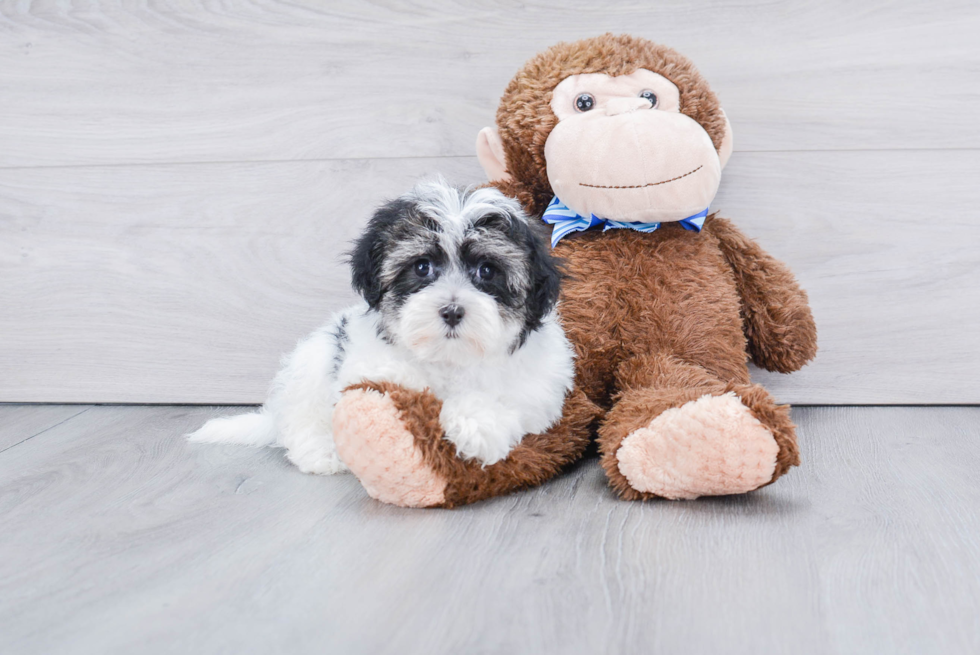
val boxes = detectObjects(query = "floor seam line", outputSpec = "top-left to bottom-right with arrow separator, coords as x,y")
0,407 -> 92,456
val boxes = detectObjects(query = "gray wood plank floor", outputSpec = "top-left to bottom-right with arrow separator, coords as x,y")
0,404 -> 92,453
1,404 -> 978,654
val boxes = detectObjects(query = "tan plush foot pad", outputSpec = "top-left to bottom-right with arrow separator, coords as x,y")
616,392 -> 778,500
333,388 -> 446,508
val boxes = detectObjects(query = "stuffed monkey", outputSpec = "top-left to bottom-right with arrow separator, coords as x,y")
333,34 -> 816,506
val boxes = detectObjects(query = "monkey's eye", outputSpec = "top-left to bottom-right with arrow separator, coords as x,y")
639,90 -> 658,107
413,259 -> 432,277
574,93 -> 595,112
477,262 -> 497,281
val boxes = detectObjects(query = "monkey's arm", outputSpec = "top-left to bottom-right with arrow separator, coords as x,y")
705,216 -> 817,373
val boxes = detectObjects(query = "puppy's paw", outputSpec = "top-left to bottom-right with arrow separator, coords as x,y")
439,399 -> 522,466
333,386 -> 446,508
286,441 -> 348,476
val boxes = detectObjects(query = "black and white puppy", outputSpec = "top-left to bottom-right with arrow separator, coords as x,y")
189,180 -> 574,473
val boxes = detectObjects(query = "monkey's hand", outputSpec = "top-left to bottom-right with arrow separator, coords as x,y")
706,216 -> 817,373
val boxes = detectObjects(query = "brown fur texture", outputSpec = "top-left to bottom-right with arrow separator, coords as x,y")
346,381 -> 601,508
708,217 -> 818,372
542,220 -> 810,499
488,34 -> 816,501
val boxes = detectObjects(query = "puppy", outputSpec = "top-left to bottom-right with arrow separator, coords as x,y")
189,180 -> 574,474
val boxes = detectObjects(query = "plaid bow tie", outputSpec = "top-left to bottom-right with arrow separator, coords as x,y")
541,197 -> 708,248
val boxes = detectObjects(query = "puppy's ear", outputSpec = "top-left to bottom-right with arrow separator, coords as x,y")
349,234 -> 382,309
515,217 -> 563,334
348,198 -> 407,309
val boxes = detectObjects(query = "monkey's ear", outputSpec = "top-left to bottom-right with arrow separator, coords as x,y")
476,126 -> 512,183
718,109 -> 734,171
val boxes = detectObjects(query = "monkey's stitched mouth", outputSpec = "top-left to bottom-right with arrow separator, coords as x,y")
579,165 -> 703,189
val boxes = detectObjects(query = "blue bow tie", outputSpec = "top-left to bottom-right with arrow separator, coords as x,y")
541,197 -> 708,248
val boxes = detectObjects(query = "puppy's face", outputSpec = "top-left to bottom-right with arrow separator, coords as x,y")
350,181 -> 561,364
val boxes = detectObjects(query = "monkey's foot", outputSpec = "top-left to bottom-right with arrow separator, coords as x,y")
333,387 -> 446,508
615,392 -> 779,500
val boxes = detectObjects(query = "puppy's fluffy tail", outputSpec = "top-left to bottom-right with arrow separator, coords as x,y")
187,411 -> 278,447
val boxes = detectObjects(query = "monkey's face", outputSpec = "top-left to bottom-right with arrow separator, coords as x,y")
543,69 -> 729,224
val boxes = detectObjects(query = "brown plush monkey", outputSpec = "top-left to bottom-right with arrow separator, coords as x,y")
334,34 -> 816,506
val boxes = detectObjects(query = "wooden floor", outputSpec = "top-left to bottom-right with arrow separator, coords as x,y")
1,404 -> 978,654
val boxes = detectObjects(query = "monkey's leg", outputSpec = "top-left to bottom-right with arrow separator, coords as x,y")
597,353 -> 799,501
332,381 -> 598,508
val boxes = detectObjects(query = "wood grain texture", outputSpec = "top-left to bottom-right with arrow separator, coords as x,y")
3,151 -> 978,404
2,0 -> 979,403
1,0 -> 978,167
0,156 -> 478,403
0,404 -> 91,452
0,404 -> 978,654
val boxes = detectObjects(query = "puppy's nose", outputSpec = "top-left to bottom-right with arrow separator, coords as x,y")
439,304 -> 465,328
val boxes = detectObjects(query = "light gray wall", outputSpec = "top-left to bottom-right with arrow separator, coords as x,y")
1,1 -> 978,403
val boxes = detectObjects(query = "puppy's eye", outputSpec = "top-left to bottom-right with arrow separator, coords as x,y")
575,93 -> 595,112
413,259 -> 431,277
477,262 -> 497,281
639,90 -> 658,107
